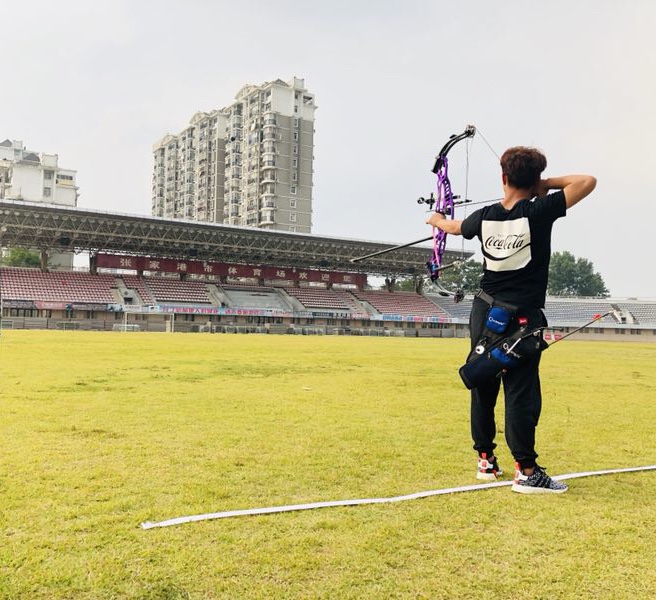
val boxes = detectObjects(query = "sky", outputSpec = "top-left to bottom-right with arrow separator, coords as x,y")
2,0 -> 655,297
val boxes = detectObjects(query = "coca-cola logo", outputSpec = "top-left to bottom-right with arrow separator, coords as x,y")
484,233 -> 528,251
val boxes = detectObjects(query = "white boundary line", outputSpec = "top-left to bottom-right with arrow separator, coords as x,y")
141,464 -> 656,529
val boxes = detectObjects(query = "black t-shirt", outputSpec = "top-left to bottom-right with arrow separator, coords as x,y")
461,191 -> 567,309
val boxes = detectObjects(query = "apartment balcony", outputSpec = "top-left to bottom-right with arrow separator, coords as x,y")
259,210 -> 275,225
260,170 -> 276,184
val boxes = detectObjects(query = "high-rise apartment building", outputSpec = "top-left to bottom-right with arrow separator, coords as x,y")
152,77 -> 316,233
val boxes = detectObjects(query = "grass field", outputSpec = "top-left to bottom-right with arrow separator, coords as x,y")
1,330 -> 655,599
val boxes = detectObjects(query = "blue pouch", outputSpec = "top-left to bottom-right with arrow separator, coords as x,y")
485,306 -> 513,334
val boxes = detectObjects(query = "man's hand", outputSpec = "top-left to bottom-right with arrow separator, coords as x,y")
426,212 -> 446,227
426,212 -> 463,235
539,175 -> 597,209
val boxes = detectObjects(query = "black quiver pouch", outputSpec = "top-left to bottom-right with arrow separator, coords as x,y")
459,328 -> 547,390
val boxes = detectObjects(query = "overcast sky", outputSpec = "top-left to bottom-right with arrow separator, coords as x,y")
2,1 -> 655,297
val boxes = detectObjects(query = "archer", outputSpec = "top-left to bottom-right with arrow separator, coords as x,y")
426,146 -> 596,494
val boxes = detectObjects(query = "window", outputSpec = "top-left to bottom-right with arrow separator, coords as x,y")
44,170 -> 54,180
290,212 -> 297,222
293,145 -> 298,155
290,185 -> 297,195
292,172 -> 297,182
292,158 -> 298,168
293,131 -> 299,141
290,199 -> 297,208
43,187 -> 52,197
294,118 -> 300,128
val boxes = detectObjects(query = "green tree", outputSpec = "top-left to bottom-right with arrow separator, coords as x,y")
380,276 -> 423,292
548,251 -> 609,297
437,259 -> 484,293
380,260 -> 484,294
1,248 -> 41,268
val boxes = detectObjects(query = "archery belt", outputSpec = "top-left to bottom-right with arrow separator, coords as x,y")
459,291 -> 546,390
459,325 -> 547,390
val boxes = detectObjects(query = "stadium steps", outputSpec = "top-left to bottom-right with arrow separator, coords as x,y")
276,288 -> 308,312
334,290 -> 374,317
206,284 -> 226,307
114,277 -> 139,305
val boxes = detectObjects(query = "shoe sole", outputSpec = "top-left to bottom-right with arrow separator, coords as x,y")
511,483 -> 568,494
477,472 -> 500,481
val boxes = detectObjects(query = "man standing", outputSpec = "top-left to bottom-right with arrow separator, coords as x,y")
427,146 -> 596,493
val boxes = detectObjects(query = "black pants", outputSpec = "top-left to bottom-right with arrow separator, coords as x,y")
469,297 -> 546,469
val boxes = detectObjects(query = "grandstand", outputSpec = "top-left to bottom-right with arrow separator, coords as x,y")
2,267 -> 118,304
1,199 -> 655,341
2,263 -> 655,341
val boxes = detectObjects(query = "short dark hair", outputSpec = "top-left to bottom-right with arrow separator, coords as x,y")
500,146 -> 547,189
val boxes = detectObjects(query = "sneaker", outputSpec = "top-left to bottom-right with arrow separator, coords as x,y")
511,463 -> 568,494
477,453 -> 503,481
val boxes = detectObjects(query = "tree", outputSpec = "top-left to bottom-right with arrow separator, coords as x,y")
436,259 -> 484,293
548,251 -> 609,297
380,260 -> 484,294
380,276 -> 422,292
1,248 -> 41,268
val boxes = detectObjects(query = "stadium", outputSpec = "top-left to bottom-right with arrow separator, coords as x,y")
2,199 -> 655,341
2,201 -> 656,599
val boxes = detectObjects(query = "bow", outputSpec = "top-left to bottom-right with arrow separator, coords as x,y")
350,124 -> 496,301
424,125 -> 476,302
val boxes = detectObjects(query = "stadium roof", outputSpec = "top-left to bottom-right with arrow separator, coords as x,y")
0,200 -> 470,276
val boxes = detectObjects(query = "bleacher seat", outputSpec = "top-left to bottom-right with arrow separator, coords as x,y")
1,267 -> 117,303
143,277 -> 211,304
353,290 -> 450,318
543,300 -> 616,324
122,276 -> 156,305
285,287 -> 350,310
614,302 -> 656,325
222,286 -> 291,311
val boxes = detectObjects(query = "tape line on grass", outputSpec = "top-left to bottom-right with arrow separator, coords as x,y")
141,464 -> 656,529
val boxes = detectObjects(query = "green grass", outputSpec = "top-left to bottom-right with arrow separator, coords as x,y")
1,330 -> 655,599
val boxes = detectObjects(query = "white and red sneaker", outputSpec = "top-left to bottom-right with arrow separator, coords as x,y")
477,453 -> 503,481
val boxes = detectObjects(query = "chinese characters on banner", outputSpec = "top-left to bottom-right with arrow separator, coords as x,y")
95,254 -> 366,287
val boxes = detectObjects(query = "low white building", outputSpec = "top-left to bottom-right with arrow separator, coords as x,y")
0,139 -> 78,206
0,139 -> 78,267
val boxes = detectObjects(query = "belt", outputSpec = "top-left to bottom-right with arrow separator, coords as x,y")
474,289 -> 519,313
474,289 -> 495,306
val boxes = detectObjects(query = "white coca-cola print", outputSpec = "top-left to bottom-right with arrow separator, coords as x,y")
481,217 -> 531,271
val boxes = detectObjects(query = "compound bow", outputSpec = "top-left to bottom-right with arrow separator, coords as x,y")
351,124 -> 495,302
424,124 -> 476,302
